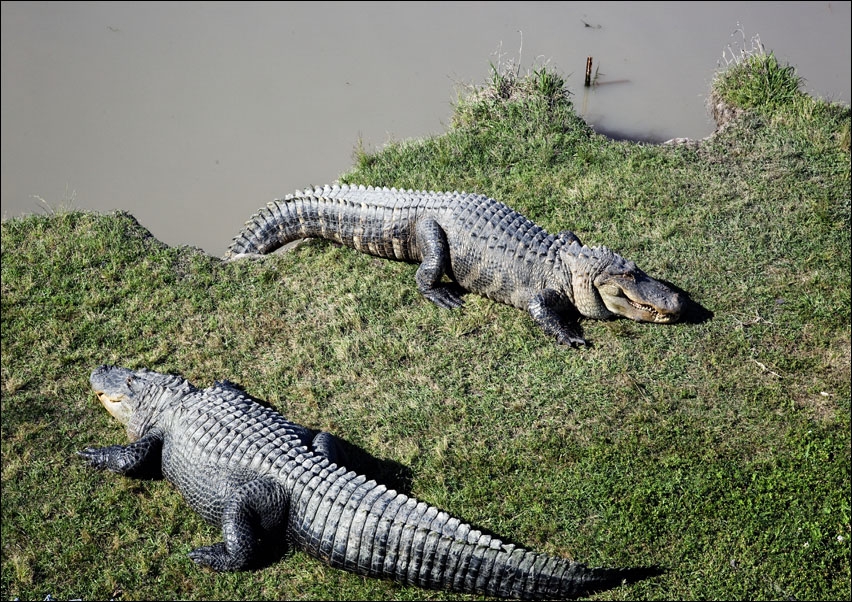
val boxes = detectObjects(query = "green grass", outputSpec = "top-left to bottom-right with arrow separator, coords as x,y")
2,52 -> 850,601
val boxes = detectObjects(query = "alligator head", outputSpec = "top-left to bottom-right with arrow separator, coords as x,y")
596,264 -> 685,323
89,365 -> 189,439
562,243 -> 685,324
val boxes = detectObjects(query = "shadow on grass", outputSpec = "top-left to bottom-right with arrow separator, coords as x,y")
660,279 -> 714,325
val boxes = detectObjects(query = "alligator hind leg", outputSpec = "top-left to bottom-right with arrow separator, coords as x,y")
414,218 -> 464,309
188,477 -> 288,571
311,431 -> 343,466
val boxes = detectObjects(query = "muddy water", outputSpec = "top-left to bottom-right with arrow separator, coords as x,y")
2,2 -> 849,256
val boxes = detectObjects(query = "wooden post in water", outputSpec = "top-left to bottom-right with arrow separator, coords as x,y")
584,57 -> 593,87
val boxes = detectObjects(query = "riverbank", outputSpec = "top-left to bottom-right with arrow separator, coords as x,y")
2,50 -> 849,600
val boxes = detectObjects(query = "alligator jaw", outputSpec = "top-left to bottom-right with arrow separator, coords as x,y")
94,390 -> 133,425
627,298 -> 680,323
596,274 -> 684,324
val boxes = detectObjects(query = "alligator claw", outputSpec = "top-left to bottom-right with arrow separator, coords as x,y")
556,332 -> 588,347
422,287 -> 464,310
77,447 -> 108,469
188,543 -> 230,571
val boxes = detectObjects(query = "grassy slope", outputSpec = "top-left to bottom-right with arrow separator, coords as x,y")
2,53 -> 849,600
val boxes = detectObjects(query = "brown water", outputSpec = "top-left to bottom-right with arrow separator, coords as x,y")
2,1 -> 850,256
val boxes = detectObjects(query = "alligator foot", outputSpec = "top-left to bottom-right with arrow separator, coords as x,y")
188,542 -> 243,572
77,431 -> 164,478
420,285 -> 464,310
555,329 -> 588,347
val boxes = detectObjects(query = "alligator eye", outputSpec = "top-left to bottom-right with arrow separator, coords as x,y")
126,376 -> 133,386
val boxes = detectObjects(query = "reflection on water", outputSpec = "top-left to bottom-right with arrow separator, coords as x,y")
2,1 -> 849,256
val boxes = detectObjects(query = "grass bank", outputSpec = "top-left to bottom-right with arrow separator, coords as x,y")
2,49 -> 849,600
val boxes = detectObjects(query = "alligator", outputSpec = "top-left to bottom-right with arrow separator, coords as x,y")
78,365 -> 662,599
224,185 -> 685,346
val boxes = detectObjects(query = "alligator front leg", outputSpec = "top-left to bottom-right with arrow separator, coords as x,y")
77,429 -> 164,478
188,477 -> 289,571
414,218 -> 464,309
528,289 -> 587,346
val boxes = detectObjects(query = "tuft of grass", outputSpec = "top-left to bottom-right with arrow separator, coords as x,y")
713,30 -> 804,116
480,58 -> 570,106
2,43 -> 850,601
717,52 -> 803,111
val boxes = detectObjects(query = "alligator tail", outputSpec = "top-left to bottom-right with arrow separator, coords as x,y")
224,185 -> 419,261
225,193 -> 324,257
291,464 -> 661,600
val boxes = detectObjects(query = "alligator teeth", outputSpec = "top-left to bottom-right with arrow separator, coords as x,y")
629,299 -> 656,315
629,300 -> 670,321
